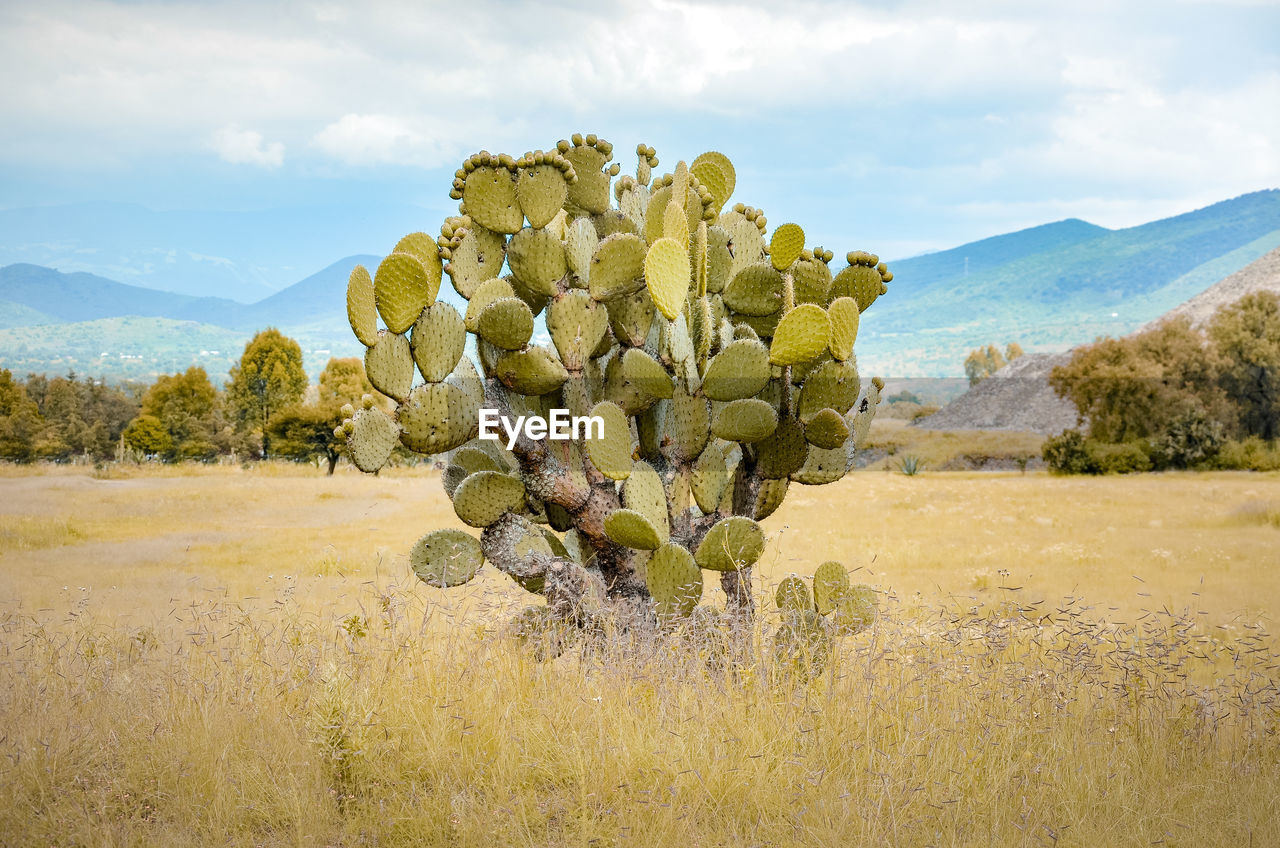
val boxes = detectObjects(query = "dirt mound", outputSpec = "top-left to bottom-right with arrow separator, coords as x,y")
1145,245 -> 1280,330
911,352 -> 1077,435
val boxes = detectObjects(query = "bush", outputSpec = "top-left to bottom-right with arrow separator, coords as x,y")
1043,429 -> 1092,474
1087,440 -> 1153,475
1150,408 -> 1225,470
1215,437 -> 1280,471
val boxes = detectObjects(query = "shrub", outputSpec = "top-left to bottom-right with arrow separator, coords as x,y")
1086,440 -> 1152,475
1215,437 -> 1280,471
1043,429 -> 1091,474
1150,408 -> 1225,470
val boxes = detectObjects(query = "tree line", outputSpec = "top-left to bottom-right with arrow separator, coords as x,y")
0,328 -> 376,474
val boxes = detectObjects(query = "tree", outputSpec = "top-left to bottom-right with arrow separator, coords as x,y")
123,413 -> 173,456
1208,291 -> 1280,440
1005,342 -> 1025,362
134,366 -> 223,460
227,329 -> 307,457
268,357 -> 375,474
964,344 -> 1007,385
0,369 -> 44,461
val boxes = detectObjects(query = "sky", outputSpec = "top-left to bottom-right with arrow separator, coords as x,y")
1,0 -> 1278,268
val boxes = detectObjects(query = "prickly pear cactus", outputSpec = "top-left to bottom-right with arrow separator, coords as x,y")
335,134 -> 892,644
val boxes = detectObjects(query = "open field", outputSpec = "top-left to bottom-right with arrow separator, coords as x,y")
1,463 -> 1279,845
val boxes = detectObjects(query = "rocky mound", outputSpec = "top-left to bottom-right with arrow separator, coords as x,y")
911,352 -> 1077,435
1142,245 -> 1280,330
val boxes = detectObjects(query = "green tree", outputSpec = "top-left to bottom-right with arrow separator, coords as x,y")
0,369 -> 44,461
227,329 -> 307,458
122,413 -> 173,456
135,366 -> 223,460
1208,291 -> 1280,440
268,357 -> 375,475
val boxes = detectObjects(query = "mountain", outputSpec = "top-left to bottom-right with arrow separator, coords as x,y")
0,263 -> 243,325
1140,245 -> 1280,330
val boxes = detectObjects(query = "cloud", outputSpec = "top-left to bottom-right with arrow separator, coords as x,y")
209,125 -> 285,168
310,114 -> 450,168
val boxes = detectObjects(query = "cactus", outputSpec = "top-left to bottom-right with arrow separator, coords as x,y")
335,134 -> 891,643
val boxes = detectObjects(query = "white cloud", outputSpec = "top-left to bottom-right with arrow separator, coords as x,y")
209,125 -> 285,168
310,114 -> 449,168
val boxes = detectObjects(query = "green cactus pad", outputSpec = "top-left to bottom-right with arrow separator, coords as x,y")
463,165 -> 523,234
691,151 -> 736,201
410,528 -> 484,588
452,470 -> 526,528
398,382 -> 479,455
826,297 -> 860,361
690,159 -> 729,213
847,382 -> 880,449
790,443 -> 850,486
451,446 -> 502,477
607,287 -> 656,347
464,277 -> 517,330
695,515 -> 766,572
773,609 -> 831,676
832,263 -> 884,313
644,237 -> 691,321
662,196 -> 690,247
565,216 -> 598,282
702,338 -> 771,401
623,460 -> 670,540
754,477 -> 788,519
563,143 -> 611,215
690,442 -> 728,513
589,233 -> 647,301
770,304 -> 831,366
507,227 -> 568,297
769,224 -> 805,271
647,543 -> 702,619
622,347 -> 674,400
603,353 -> 656,415
711,398 -> 778,443
446,225 -> 507,300
775,575 -> 813,612
755,418 -> 808,479
494,346 -> 570,396
365,331 -> 414,401
584,401 -> 633,480
812,560 -> 850,616
792,256 -> 833,306
723,215 -> 766,282
410,301 -> 466,382
831,585 -> 877,635
447,356 -> 486,410
517,164 -> 570,229
394,231 -> 444,283
546,290 -> 609,370
374,252 -> 436,335
705,226 -> 732,294
804,407 -> 850,450
798,359 -> 861,421
346,264 -> 379,346
506,273 -> 551,317
346,406 -> 399,473
723,262 -> 784,317
604,508 -> 663,550
476,297 -> 535,350
666,384 -> 710,462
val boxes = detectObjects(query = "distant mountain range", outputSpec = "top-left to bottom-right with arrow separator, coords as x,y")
1,188 -> 1278,382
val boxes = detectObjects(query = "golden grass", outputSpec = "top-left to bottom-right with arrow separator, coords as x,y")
861,418 -> 1046,471
1,463 -> 1278,845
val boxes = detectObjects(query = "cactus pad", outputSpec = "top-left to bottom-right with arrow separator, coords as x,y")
723,262 -> 784,317
584,401 -> 632,480
398,382 -> 479,455
695,515 -> 766,572
547,290 -> 609,370
346,264 -> 379,347
831,584 -> 877,635
770,304 -> 831,365
647,543 -> 702,619
565,216 -> 599,282
604,508 -> 663,550
494,346 -> 570,396
452,470 -> 526,528
798,359 -> 861,421
770,224 -> 805,271
666,384 -> 711,462
446,225 -> 507,299
411,301 -> 466,382
790,443 -> 850,486
755,418 -> 808,479
589,233 -> 648,301
374,252 -> 437,335
691,442 -> 729,512
804,407 -> 850,450
621,348 -> 674,401
517,163 -> 570,229
346,406 -> 399,473
623,460 -> 670,540
691,151 -> 736,201
410,528 -> 484,588
476,297 -> 535,350
775,575 -> 813,612
826,297 -> 860,361
754,477 -> 788,519
644,237 -> 691,321
463,165 -> 523,234
711,398 -> 778,443
702,338 -> 771,401
508,227 -> 568,297
812,560 -> 850,616
365,331 -> 414,401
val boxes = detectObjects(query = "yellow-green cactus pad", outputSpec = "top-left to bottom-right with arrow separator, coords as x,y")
775,575 -> 813,612
589,233 -> 647,301
547,290 -> 609,370
790,443 -> 850,486
606,286 -> 656,346
585,401 -> 633,480
446,225 -> 507,300
706,226 -> 732,294
666,384 -> 710,462
690,442 -> 728,512
644,237 -> 690,321
453,470 -> 527,528
826,297 -> 860,361
647,543 -> 702,619
346,406 -> 399,473
604,508 -> 663,550
346,264 -> 379,347
702,338 -> 770,401
565,216 -> 599,282
798,359 -> 861,421
792,256 -> 833,305
463,165 -> 523,234
365,331 -> 414,401
831,585 -> 877,635
711,398 -> 778,443
690,159 -> 729,213
724,215 -> 767,282
769,223 -> 805,271
623,460 -> 670,541
494,346 -> 570,396
374,252 -> 436,335
563,143 -> 611,215
691,151 -> 736,201
450,445 -> 502,479
506,273 -> 551,317
620,347 -> 672,401
602,354 -> 653,415
410,528 -> 484,588
410,301 -> 466,382
695,515 -> 765,572
770,304 -> 831,365
476,297 -> 535,350
393,232 -> 444,286
812,560 -> 850,616
804,407 -> 849,450
847,381 -> 880,449
736,310 -> 782,339
832,263 -> 885,313
662,196 -> 690,248
507,227 -> 567,297
398,382 -> 479,455
773,609 -> 831,676
755,418 -> 808,479
447,355 -> 486,410
723,262 -> 784,316
517,164 -> 570,229
465,277 -> 517,331
754,477 -> 788,519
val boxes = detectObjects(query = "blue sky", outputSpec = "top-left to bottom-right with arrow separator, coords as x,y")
2,0 -> 1278,273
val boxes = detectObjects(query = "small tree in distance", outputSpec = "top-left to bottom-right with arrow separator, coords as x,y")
227,328 -> 307,458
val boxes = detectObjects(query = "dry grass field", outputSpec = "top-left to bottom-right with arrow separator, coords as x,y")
1,460 -> 1278,845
